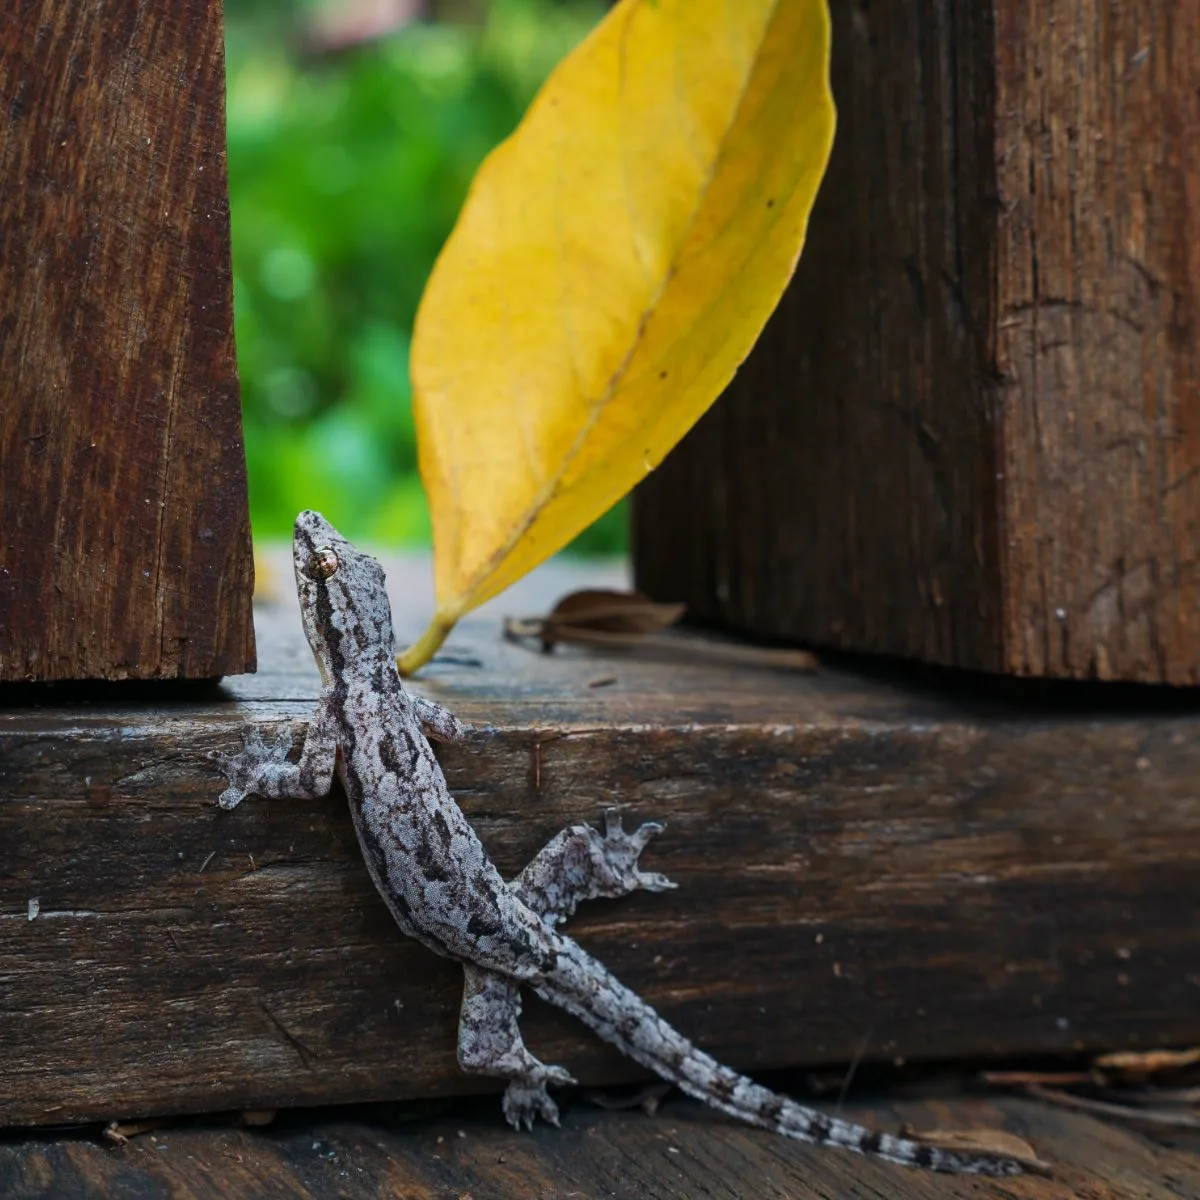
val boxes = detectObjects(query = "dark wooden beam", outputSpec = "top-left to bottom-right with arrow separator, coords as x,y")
3,556 -> 1199,1126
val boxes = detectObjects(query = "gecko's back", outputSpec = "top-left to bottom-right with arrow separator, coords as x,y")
335,669 -> 555,980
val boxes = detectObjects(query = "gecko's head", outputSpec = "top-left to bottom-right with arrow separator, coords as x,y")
292,510 -> 397,686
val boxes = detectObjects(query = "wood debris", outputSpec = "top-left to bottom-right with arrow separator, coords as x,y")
985,1045 -> 1200,1136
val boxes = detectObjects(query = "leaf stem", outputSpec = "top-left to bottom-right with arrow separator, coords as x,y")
396,609 -> 460,677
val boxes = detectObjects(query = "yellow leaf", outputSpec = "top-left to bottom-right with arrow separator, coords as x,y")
401,0 -> 835,673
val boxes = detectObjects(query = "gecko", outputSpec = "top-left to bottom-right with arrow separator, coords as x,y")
213,510 -> 1027,1177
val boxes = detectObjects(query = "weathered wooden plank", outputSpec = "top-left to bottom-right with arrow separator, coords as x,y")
1,1095 -> 1197,1199
634,0 -> 1200,684
2,555 -> 1200,1126
0,0 -> 254,682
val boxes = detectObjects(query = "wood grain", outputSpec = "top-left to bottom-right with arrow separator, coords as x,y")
1,1095 -> 1197,1200
0,0 -> 255,682
634,0 -> 1200,684
3,555 -> 1199,1127
993,2 -> 1200,681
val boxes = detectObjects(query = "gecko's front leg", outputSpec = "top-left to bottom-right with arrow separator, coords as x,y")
214,696 -> 338,809
411,695 -> 464,743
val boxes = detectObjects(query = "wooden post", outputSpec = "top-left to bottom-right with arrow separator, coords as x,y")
633,1 -> 1200,684
0,0 -> 255,682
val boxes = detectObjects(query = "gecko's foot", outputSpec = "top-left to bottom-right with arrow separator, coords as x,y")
503,1072 -> 571,1131
593,809 -> 678,895
211,726 -> 294,810
502,1063 -> 575,1131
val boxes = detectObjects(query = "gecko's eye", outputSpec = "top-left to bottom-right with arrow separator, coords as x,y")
307,547 -> 340,580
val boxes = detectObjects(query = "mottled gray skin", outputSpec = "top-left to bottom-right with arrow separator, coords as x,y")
214,510 -> 1025,1177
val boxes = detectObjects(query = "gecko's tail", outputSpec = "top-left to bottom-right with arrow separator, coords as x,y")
532,937 -> 1025,1177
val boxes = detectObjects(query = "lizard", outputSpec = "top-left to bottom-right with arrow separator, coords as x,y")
213,509 -> 1027,1177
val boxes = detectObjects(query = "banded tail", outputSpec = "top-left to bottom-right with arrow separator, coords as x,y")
534,937 -> 1024,1176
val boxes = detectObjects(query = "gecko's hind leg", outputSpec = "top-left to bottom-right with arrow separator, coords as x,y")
458,965 -> 575,1130
458,811 -> 673,1130
511,809 -> 677,928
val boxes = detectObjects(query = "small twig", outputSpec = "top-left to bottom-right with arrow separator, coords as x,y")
836,1026 -> 872,1112
1094,1046 -> 1200,1076
1104,1085 -> 1200,1107
982,1069 -> 1097,1087
104,1117 -> 166,1145
506,620 -> 818,672
1024,1084 -> 1200,1129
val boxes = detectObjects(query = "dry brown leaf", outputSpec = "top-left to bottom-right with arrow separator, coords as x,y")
540,589 -> 688,647
897,1124 -> 1052,1175
505,589 -> 818,673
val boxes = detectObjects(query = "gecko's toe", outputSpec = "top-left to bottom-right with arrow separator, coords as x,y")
602,808 -> 626,838
630,821 -> 666,850
503,1081 -> 564,1131
637,871 -> 678,893
217,786 -> 246,810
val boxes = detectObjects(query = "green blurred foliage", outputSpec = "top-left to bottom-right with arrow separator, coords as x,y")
225,0 -> 627,553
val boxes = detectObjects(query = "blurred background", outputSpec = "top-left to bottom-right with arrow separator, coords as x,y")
225,0 -> 625,553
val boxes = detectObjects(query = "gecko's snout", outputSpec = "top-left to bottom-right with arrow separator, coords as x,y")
294,509 -> 342,543
293,510 -> 354,561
